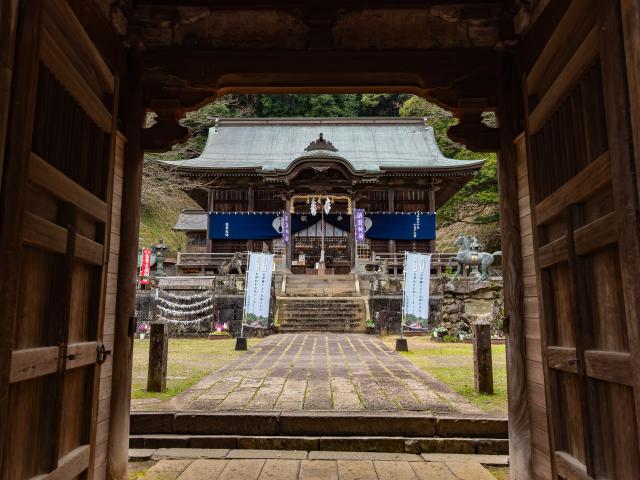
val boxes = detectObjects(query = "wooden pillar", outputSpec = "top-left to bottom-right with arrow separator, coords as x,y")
0,0 -> 18,188
620,0 -> 640,204
0,1 -> 44,471
497,53 -> 531,479
247,186 -> 254,252
285,197 -> 292,271
472,322 -> 493,394
146,322 -> 168,392
350,197 -> 357,269
428,184 -> 436,253
107,54 -> 144,480
387,190 -> 396,254
206,188 -> 214,253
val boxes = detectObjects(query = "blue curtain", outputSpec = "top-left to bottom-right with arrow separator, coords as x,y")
208,211 -> 436,240
209,212 -> 281,240
365,212 -> 436,240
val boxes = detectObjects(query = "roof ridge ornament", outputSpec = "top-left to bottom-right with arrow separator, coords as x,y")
305,132 -> 338,152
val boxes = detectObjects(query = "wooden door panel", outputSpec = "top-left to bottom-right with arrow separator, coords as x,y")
524,1 -> 640,477
0,0 -> 119,478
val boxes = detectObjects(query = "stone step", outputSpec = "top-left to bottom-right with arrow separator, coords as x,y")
130,412 -> 508,439
129,435 -> 509,456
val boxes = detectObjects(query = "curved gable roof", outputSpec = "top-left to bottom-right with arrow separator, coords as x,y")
161,117 -> 484,174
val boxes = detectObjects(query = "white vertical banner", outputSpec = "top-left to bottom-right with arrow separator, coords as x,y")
243,252 -> 274,329
402,252 -> 431,330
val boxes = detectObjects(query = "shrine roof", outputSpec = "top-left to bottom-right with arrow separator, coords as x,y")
173,209 -> 207,231
161,117 -> 484,175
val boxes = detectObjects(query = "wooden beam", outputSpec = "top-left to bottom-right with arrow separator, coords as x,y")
534,151 -> 610,225
42,0 -> 114,95
584,350 -> 633,386
537,236 -> 567,269
9,346 -> 59,383
135,0 -> 503,7
65,0 -> 126,76
65,342 -> 99,371
22,212 -> 67,254
573,212 -> 617,255
39,27 -> 112,132
31,445 -> 90,480
546,346 -> 578,374
525,0 -> 594,99
141,49 -> 501,111
29,152 -> 108,222
528,25 -> 599,133
75,234 -> 104,266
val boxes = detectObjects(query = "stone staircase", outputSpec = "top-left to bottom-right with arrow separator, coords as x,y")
276,274 -> 367,333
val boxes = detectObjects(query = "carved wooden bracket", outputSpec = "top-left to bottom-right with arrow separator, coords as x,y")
142,99 -> 191,152
448,100 -> 499,152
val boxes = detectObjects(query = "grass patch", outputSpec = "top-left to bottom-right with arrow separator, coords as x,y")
382,336 -> 508,416
487,466 -> 510,479
131,338 -> 262,401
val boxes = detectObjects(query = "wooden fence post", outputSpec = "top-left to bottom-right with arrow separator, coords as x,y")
147,322 -> 168,392
472,322 -> 493,394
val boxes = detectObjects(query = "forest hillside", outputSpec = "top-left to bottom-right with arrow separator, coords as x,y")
140,94 -> 500,254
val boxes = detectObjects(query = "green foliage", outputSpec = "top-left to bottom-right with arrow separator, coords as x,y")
399,96 -> 500,234
232,93 -> 408,117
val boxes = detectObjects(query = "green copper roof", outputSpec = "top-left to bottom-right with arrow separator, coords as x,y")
162,117 -> 484,174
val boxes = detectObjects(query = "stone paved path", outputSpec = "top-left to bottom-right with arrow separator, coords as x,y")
132,450 -> 500,480
132,333 -> 483,415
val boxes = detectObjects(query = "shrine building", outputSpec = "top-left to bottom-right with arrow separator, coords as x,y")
169,117 -> 484,273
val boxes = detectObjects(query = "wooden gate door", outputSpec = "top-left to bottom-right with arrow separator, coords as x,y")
524,0 -> 640,478
0,1 -> 122,478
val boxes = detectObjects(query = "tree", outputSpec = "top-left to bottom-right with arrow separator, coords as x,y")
399,96 -> 500,250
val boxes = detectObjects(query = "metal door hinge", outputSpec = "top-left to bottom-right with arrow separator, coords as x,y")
97,343 -> 112,364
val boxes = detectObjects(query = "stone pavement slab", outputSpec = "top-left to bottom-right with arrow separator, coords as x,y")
373,460 -> 419,480
133,334 -> 484,415
258,459 -> 301,480
421,453 -> 509,466
131,451 -> 503,480
337,460 -> 378,480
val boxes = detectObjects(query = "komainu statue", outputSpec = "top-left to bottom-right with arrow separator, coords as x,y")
218,252 -> 244,275
452,235 -> 501,281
